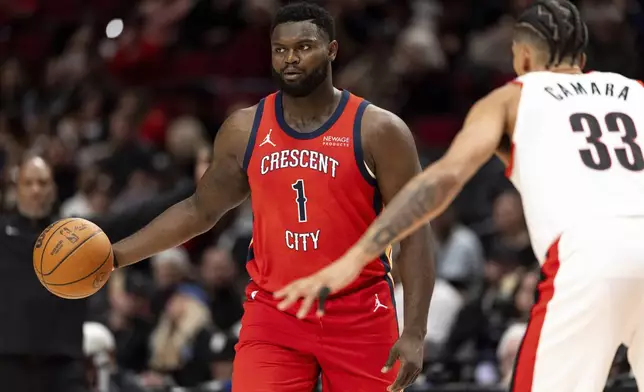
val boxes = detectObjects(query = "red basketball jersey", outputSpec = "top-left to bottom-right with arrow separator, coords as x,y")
243,90 -> 393,295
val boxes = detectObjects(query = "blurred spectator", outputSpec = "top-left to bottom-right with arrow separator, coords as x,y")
83,321 -> 148,392
581,0 -> 641,78
150,246 -> 194,315
165,115 -> 208,164
467,15 -> 515,74
512,269 -> 539,323
56,25 -> 93,86
0,155 -> 189,392
199,247 -> 244,331
490,269 -> 537,387
0,58 -> 29,120
151,247 -> 193,290
432,205 -> 485,291
97,111 -> 156,194
144,284 -> 234,387
83,321 -> 116,392
61,168 -> 112,218
99,271 -> 155,374
439,245 -> 522,381
394,269 -> 464,354
496,322 -> 527,389
109,168 -> 159,213
194,146 -> 211,181
492,189 -> 536,268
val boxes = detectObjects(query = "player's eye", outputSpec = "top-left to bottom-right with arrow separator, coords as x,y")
274,47 -> 286,54
300,45 -> 311,51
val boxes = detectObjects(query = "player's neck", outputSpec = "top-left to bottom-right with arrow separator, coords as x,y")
544,65 -> 583,74
281,79 -> 339,119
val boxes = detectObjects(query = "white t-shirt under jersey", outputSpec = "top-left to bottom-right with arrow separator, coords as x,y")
507,71 -> 644,262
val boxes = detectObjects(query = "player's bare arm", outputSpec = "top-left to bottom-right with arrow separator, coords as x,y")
362,106 -> 435,391
363,106 -> 435,339
273,83 -> 521,317
111,107 -> 256,268
346,84 -> 520,267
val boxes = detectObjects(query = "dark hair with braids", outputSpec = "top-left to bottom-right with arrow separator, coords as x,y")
514,0 -> 588,67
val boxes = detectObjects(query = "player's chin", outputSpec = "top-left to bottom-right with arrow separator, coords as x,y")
281,84 -> 312,98
280,78 -> 306,89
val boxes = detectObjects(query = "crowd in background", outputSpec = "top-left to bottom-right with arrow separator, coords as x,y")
1,0 -> 643,390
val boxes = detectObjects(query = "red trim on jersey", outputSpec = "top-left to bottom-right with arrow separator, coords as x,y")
510,80 -> 523,87
510,238 -> 561,392
637,80 -> 644,88
505,143 -> 515,178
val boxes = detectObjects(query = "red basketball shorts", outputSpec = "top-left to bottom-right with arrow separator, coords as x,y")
232,279 -> 400,392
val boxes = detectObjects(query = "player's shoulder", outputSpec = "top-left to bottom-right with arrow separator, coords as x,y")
476,81 -> 523,111
221,104 -> 261,135
215,104 -> 262,154
359,103 -> 417,165
459,81 -> 521,137
361,104 -> 412,140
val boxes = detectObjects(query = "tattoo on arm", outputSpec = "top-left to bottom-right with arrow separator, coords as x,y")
359,174 -> 449,260
353,84 -> 510,264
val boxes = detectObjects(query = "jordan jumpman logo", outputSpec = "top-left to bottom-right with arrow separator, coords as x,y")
259,129 -> 276,147
373,294 -> 388,312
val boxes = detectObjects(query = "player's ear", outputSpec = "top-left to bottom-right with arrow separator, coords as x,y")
522,45 -> 535,74
578,53 -> 587,71
328,40 -> 338,62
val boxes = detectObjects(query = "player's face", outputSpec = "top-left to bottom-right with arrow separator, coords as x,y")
16,158 -> 56,219
271,21 -> 337,97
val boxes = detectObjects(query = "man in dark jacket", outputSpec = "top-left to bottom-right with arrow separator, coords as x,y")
0,156 -> 193,392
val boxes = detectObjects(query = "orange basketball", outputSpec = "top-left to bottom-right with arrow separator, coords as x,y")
33,218 -> 113,299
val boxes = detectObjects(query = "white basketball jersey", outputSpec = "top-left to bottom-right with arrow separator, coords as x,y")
508,71 -> 644,262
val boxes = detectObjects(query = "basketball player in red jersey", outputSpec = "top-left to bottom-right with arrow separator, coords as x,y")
277,1 -> 644,391
108,3 -> 434,391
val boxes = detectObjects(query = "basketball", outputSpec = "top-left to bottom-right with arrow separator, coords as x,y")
33,218 -> 113,299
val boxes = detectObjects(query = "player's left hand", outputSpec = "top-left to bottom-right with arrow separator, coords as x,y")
274,254 -> 363,319
382,333 -> 424,392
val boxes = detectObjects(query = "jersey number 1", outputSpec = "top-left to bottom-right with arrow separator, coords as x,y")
571,112 -> 644,171
291,179 -> 308,222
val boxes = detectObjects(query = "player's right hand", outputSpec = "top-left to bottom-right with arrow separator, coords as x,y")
274,254 -> 363,318
383,333 -> 424,392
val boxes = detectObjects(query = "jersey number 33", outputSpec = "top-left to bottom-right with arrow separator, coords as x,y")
571,112 -> 644,171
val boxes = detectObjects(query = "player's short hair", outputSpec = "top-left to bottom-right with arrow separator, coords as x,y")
514,0 -> 588,67
271,2 -> 335,41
